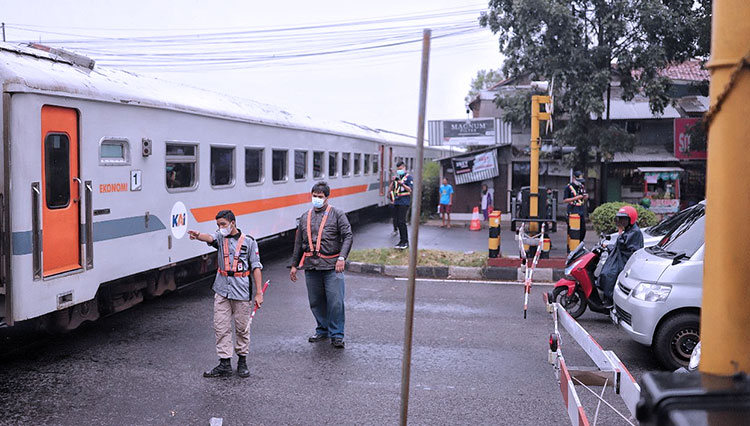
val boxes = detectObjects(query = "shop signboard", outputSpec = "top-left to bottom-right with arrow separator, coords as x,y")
452,150 -> 499,184
650,199 -> 680,214
674,118 -> 707,160
442,118 -> 496,146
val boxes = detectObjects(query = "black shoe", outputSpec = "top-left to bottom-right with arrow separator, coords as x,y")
237,356 -> 250,378
395,243 -> 408,249
308,333 -> 329,343
331,338 -> 345,349
203,358 -> 232,378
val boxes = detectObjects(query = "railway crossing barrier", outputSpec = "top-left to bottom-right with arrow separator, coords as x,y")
543,292 -> 641,425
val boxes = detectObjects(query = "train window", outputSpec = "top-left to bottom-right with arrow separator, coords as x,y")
364,154 -> 370,175
354,153 -> 361,175
372,154 -> 379,174
210,146 -> 235,187
44,133 -> 70,209
313,151 -> 324,179
245,148 -> 264,184
342,153 -> 351,176
272,149 -> 288,182
329,152 -> 338,178
294,150 -> 308,180
166,142 -> 198,191
99,138 -> 130,165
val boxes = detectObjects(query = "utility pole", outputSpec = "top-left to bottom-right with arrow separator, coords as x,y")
399,28 -> 430,426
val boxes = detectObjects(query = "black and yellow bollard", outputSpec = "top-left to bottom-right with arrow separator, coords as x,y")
567,213 -> 581,252
541,234 -> 551,259
488,210 -> 502,258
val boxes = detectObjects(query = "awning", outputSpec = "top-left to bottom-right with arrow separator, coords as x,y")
637,167 -> 684,173
612,146 -> 679,163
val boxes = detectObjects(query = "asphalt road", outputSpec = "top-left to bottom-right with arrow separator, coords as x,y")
0,257 -> 661,425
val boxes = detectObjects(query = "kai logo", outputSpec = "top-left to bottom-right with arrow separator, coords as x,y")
170,201 -> 188,239
172,213 -> 186,227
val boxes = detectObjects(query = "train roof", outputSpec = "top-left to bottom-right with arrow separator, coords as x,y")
0,42 -> 439,149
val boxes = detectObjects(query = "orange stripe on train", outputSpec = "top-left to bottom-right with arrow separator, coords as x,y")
190,184 -> 369,223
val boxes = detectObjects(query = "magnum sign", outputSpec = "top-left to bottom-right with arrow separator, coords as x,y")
442,118 -> 495,146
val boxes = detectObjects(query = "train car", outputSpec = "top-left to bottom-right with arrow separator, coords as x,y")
0,43 -> 444,330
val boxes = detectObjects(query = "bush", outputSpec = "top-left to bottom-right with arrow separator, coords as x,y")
591,202 -> 660,234
420,161 -> 441,219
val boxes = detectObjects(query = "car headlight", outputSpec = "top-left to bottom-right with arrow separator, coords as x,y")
688,341 -> 701,371
631,283 -> 672,302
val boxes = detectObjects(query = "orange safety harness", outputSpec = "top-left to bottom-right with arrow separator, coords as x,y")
298,205 -> 340,268
218,233 -> 251,277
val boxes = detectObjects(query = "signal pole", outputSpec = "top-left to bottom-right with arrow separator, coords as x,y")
529,94 -> 551,232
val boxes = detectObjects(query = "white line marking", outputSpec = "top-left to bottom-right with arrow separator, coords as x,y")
393,277 -> 554,286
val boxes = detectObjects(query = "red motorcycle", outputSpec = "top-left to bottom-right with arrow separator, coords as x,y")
549,236 -> 612,318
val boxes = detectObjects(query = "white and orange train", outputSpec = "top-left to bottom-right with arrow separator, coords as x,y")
0,43 -> 444,330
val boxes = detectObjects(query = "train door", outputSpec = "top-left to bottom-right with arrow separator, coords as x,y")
379,145 -> 385,196
41,105 -> 81,277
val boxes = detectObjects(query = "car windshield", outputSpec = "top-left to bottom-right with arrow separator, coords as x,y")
645,204 -> 697,237
648,204 -> 705,258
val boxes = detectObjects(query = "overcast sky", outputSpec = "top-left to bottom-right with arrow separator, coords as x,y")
1,0 -> 504,136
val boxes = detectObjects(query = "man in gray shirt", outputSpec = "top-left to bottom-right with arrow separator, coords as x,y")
290,182 -> 353,348
188,210 -> 263,378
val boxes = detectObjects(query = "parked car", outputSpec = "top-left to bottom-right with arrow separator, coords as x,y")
611,201 -> 705,370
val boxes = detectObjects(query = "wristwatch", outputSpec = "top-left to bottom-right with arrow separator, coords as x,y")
337,256 -> 346,261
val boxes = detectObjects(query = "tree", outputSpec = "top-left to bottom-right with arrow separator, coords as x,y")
465,69 -> 504,104
479,0 -> 711,168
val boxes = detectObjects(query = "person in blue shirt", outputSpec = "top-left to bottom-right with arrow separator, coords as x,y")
438,177 -> 454,228
389,161 -> 413,249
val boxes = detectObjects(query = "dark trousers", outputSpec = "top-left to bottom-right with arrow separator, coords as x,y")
389,204 -> 398,231
304,269 -> 345,339
395,204 -> 409,245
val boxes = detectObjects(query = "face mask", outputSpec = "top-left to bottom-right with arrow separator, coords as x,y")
576,178 -> 585,184
312,196 -> 326,208
218,227 -> 231,237
397,169 -> 406,176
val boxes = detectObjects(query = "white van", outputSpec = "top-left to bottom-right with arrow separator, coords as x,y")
611,201 -> 705,370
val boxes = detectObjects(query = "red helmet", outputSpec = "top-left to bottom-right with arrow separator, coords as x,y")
616,205 -> 638,226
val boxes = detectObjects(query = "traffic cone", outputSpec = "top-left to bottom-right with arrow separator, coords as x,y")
469,207 -> 481,231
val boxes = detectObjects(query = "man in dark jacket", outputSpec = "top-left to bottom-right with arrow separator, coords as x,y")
598,206 -> 644,306
290,182 -> 353,348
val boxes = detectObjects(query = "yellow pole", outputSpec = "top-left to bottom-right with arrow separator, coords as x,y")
529,96 -> 540,233
529,95 -> 551,233
701,0 -> 750,375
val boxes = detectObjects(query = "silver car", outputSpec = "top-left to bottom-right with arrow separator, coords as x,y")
611,201 -> 705,370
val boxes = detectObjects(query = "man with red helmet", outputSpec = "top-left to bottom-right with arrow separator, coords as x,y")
598,205 -> 644,307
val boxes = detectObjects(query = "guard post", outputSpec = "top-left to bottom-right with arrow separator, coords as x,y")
488,210 -> 501,258
567,213 -> 581,252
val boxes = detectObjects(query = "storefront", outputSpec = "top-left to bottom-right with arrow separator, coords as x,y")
638,166 -> 684,214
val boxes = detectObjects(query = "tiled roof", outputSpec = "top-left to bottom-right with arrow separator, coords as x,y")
659,60 -> 709,81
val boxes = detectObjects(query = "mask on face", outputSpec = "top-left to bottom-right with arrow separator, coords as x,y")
218,227 -> 231,237
312,196 -> 326,209
576,177 -> 585,184
397,169 -> 406,177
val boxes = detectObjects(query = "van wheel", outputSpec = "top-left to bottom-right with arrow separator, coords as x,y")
552,286 -> 587,319
653,312 -> 700,370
